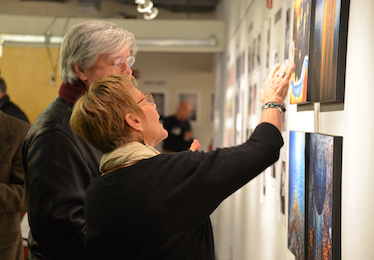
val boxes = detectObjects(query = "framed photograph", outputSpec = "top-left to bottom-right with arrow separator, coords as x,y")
279,155 -> 287,223
308,0 -> 349,103
234,84 -> 242,145
245,28 -> 260,74
240,79 -> 249,143
251,37 -> 257,71
308,133 -> 342,259
248,83 -> 257,116
151,91 -> 167,119
177,90 -> 200,124
267,163 -> 276,187
263,18 -> 271,79
270,45 -> 279,70
274,7 -> 282,25
283,0 -> 292,62
247,43 -> 253,74
256,32 -> 262,68
210,91 -> 215,125
247,72 -> 261,129
224,125 -> 234,148
224,85 -> 234,147
290,0 -> 312,104
260,172 -> 267,205
288,131 -> 343,259
270,164 -> 276,179
288,131 -> 307,260
236,50 -> 245,84
228,62 -> 235,86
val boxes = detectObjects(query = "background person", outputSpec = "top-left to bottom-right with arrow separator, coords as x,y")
22,20 -> 136,259
0,77 -> 29,123
69,60 -> 295,259
162,100 -> 194,152
0,111 -> 30,260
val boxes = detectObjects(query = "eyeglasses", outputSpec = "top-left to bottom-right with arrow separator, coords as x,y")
137,92 -> 155,105
104,56 -> 136,69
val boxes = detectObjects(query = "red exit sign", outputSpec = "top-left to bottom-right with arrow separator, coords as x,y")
267,0 -> 273,8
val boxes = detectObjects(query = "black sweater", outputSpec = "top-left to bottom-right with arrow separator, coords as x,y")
85,123 -> 283,260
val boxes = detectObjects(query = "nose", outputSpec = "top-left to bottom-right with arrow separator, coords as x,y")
122,65 -> 132,76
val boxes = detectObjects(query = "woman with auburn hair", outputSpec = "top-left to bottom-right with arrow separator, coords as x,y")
71,60 -> 295,260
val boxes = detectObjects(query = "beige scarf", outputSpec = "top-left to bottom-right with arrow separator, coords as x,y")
99,142 -> 160,175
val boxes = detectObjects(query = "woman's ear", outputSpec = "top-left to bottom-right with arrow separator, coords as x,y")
74,64 -> 88,83
125,113 -> 143,132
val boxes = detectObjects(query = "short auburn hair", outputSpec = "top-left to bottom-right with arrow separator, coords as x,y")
70,74 -> 143,153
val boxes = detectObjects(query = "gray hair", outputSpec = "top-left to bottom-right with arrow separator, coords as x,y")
59,20 -> 137,84
0,77 -> 6,93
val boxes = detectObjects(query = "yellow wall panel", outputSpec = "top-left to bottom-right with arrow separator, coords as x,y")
0,46 -> 61,124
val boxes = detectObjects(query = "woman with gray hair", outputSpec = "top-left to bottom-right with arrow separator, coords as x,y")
22,20 -> 136,259
70,60 -> 295,259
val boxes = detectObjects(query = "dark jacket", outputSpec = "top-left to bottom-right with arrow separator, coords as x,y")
85,123 -> 283,259
0,94 -> 29,123
22,96 -> 102,259
0,111 -> 30,260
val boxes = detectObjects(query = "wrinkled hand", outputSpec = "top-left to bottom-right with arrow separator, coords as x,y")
189,139 -> 200,151
260,60 -> 296,105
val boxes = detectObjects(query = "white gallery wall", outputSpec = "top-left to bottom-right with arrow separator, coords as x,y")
211,0 -> 374,259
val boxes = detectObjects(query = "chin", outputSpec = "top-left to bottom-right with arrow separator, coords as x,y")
153,133 -> 168,146
163,130 -> 168,139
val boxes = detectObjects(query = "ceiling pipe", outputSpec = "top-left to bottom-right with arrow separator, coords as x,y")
0,33 -> 217,48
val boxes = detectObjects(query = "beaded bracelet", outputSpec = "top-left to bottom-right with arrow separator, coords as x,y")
261,101 -> 286,115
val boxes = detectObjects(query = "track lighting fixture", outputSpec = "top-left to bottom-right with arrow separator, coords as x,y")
144,7 -> 158,20
136,0 -> 153,13
135,0 -> 158,20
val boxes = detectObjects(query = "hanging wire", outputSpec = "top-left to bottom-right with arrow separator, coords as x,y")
44,16 -> 71,86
